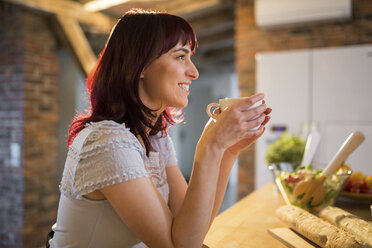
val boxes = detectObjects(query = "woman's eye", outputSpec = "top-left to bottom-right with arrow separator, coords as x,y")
178,55 -> 185,60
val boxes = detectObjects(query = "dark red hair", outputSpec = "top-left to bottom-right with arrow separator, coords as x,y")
67,9 -> 197,156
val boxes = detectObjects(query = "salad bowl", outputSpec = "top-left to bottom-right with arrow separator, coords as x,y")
272,164 -> 351,213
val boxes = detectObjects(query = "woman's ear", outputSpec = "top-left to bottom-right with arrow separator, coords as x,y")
140,69 -> 146,79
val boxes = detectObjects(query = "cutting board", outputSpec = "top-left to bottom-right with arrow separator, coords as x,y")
268,228 -> 320,248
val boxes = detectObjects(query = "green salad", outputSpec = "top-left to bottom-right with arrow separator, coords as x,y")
277,165 -> 347,212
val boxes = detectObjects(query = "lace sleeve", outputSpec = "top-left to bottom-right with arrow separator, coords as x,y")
73,131 -> 148,199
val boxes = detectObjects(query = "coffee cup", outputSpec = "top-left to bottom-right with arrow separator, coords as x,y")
206,97 -> 263,130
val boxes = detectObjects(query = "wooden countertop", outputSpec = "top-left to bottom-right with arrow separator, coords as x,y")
203,182 -> 371,248
204,183 -> 287,248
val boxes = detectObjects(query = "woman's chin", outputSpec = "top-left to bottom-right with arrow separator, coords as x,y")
180,99 -> 189,108
173,97 -> 188,107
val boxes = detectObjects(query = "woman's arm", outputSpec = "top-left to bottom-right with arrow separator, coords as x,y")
209,106 -> 271,224
167,114 -> 271,229
170,94 -> 271,243
171,143 -> 224,246
101,140 -> 224,248
208,148 -> 238,226
100,93 -> 268,248
166,166 -> 187,217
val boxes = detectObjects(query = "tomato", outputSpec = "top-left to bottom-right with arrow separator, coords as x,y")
349,171 -> 365,186
359,182 -> 370,194
343,180 -> 353,192
343,171 -> 372,195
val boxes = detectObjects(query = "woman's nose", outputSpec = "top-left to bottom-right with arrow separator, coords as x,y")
187,61 -> 199,80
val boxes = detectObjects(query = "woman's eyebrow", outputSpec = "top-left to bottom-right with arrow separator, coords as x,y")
173,48 -> 190,54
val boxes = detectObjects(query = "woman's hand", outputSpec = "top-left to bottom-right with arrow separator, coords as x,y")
199,93 -> 270,153
227,102 -> 271,155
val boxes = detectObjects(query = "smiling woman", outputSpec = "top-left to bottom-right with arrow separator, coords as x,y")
49,8 -> 271,248
68,8 -> 197,156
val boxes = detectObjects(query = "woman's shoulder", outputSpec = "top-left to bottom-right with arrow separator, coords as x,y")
62,120 -> 148,199
79,120 -> 145,159
85,120 -> 131,137
83,120 -> 134,142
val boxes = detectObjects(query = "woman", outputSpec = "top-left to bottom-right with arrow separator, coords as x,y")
50,8 -> 271,248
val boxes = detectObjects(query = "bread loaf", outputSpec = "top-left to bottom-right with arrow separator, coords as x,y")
319,206 -> 372,246
276,205 -> 366,248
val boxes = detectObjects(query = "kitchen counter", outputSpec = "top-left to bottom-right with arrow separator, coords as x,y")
203,182 -> 371,248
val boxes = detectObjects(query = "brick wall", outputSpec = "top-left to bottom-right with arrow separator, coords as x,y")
0,3 -> 25,247
0,3 -> 59,247
23,8 -> 59,247
235,0 -> 372,198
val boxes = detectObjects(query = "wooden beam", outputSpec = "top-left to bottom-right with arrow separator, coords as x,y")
181,2 -> 231,21
56,14 -> 97,77
84,0 -> 130,12
83,0 -> 167,12
154,0 -> 220,16
4,0 -> 115,34
175,0 -> 220,15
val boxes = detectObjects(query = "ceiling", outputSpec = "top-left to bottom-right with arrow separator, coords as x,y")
80,0 -> 236,72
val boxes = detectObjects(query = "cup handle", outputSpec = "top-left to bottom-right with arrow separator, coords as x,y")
206,103 -> 220,118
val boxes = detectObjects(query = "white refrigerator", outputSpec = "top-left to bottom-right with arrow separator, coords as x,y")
255,44 -> 372,189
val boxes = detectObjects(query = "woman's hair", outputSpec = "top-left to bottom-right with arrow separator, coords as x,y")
67,8 -> 197,156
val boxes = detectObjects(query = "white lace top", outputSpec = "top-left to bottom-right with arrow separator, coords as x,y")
50,120 -> 178,248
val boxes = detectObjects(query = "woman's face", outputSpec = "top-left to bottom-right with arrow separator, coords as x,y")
139,42 -> 199,114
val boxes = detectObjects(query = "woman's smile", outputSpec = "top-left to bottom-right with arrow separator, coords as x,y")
178,82 -> 191,93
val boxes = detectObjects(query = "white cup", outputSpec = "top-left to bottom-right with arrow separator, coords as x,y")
206,97 -> 263,130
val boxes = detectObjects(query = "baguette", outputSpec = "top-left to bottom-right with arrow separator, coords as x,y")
276,205 -> 366,248
319,206 -> 372,246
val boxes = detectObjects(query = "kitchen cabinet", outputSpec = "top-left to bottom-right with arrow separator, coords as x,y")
255,44 -> 372,189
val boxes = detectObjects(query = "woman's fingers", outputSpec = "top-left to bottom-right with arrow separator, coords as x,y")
207,93 -> 271,150
244,113 -> 266,130
237,103 -> 267,121
235,93 -> 265,111
264,107 -> 272,115
261,115 -> 271,126
243,125 -> 265,138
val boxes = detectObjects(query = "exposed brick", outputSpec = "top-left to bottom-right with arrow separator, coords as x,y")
0,2 -> 25,247
22,9 -> 59,247
0,3 -> 59,247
